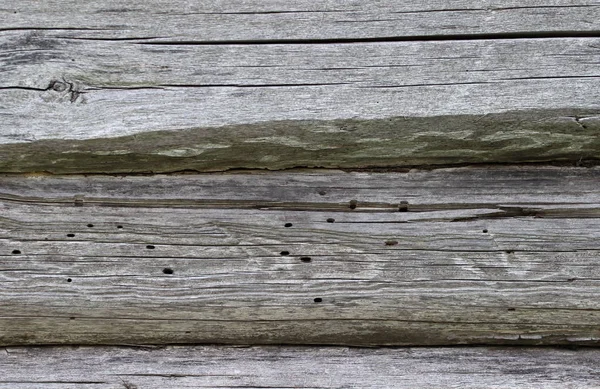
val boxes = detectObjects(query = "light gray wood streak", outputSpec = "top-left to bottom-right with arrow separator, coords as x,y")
1,2 -> 600,172
4,0 -> 600,40
1,167 -> 600,346
2,345 -> 599,388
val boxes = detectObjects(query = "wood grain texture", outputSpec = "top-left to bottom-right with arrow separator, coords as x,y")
2,345 -> 600,389
4,0 -> 600,41
1,166 -> 600,346
1,1 -> 600,172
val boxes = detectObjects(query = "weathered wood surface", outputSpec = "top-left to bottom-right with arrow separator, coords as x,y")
1,166 -> 600,346
2,346 -> 600,389
1,2 -> 600,173
5,1 -> 600,41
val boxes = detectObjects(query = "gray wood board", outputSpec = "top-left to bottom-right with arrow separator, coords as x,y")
3,1 -> 600,41
1,3 -> 600,172
2,345 -> 599,389
1,167 -> 600,346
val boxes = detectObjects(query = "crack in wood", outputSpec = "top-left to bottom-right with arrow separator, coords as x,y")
137,31 -> 600,45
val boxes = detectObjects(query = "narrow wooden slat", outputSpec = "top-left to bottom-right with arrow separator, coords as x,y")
1,346 -> 599,389
4,0 -> 600,40
2,166 -> 599,205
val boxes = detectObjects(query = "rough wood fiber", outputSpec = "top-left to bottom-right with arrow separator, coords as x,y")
4,1 -> 600,41
2,346 -> 600,389
1,2 -> 600,172
1,166 -> 600,346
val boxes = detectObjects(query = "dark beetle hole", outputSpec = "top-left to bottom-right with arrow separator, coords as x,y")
67,233 -> 75,237
87,224 -> 94,228
313,298 -> 323,303
482,229 -> 488,233
507,308 -> 516,311
399,201 -> 409,212
318,190 -> 327,196
280,251 -> 290,256
67,278 -> 72,283
163,268 -> 174,274
385,240 -> 398,246
70,317 -> 75,320
300,256 -> 312,263
327,218 -> 335,223
284,223 -> 293,228
117,225 -> 123,229
146,245 -> 155,249
11,250 -> 21,255
349,200 -> 357,210
506,250 -> 514,254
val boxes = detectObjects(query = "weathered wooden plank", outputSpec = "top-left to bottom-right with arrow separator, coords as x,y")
2,346 -> 599,389
4,0 -> 600,41
6,34 -> 600,92
1,4 -> 600,173
1,167 -> 600,346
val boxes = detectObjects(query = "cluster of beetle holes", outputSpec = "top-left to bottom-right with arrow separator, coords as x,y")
9,223 -> 172,285
7,194 -> 497,306
284,196 -> 495,303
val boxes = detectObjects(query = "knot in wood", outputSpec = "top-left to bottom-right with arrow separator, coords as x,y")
50,81 -> 69,92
